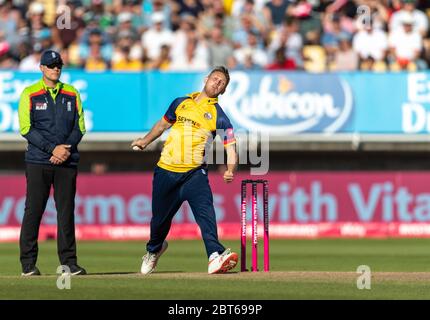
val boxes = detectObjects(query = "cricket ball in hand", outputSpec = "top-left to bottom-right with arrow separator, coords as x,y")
133,146 -> 140,151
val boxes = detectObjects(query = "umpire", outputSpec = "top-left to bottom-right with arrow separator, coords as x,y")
18,50 -> 86,276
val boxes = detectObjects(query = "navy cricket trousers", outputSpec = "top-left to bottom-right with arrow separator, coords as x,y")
147,166 -> 225,258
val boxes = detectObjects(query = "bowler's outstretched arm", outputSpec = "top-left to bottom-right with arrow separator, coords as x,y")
131,117 -> 172,150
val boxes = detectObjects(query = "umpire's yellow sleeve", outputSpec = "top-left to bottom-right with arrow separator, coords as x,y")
18,88 -> 31,135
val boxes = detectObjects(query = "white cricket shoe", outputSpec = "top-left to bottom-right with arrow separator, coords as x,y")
140,241 -> 168,275
208,248 -> 238,274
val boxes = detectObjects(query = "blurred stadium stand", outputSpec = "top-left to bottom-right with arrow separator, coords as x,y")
2,0 -> 430,174
3,0 -> 430,242
0,0 -> 429,72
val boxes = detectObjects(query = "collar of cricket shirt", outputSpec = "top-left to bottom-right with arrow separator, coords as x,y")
40,78 -> 63,99
188,92 -> 218,105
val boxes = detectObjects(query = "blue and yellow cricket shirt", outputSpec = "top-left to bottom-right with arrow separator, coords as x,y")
158,92 -> 236,173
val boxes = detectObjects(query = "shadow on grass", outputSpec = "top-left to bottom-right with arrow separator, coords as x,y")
88,271 -> 137,275
87,271 -> 186,276
151,271 -> 185,274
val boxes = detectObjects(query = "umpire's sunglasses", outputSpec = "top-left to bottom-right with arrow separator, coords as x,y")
45,63 -> 63,69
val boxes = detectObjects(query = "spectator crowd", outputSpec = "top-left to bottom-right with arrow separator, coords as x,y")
1,0 -> 430,72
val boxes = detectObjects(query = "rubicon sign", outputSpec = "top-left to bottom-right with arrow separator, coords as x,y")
221,72 -> 353,134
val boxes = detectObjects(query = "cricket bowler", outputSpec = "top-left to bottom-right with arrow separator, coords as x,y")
131,66 -> 238,275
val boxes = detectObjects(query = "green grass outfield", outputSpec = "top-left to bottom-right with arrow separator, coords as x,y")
1,239 -> 430,299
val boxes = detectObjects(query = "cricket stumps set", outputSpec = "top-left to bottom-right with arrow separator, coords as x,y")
240,179 -> 269,272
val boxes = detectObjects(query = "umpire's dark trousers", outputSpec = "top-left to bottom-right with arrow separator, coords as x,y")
20,163 -> 78,267
147,165 -> 225,258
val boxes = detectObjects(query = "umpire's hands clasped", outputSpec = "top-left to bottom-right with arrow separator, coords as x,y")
50,144 -> 71,165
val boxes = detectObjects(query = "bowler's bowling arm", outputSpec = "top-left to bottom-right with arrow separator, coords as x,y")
132,117 -> 172,150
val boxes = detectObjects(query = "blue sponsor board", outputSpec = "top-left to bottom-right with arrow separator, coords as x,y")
1,70 -> 430,134
0,71 -> 143,132
219,71 -> 354,134
344,72 -> 430,134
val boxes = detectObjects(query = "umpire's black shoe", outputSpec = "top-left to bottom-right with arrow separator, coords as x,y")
21,264 -> 41,276
67,264 -> 87,275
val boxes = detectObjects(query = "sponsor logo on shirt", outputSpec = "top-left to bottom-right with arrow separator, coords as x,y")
177,115 -> 201,128
35,102 -> 48,110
